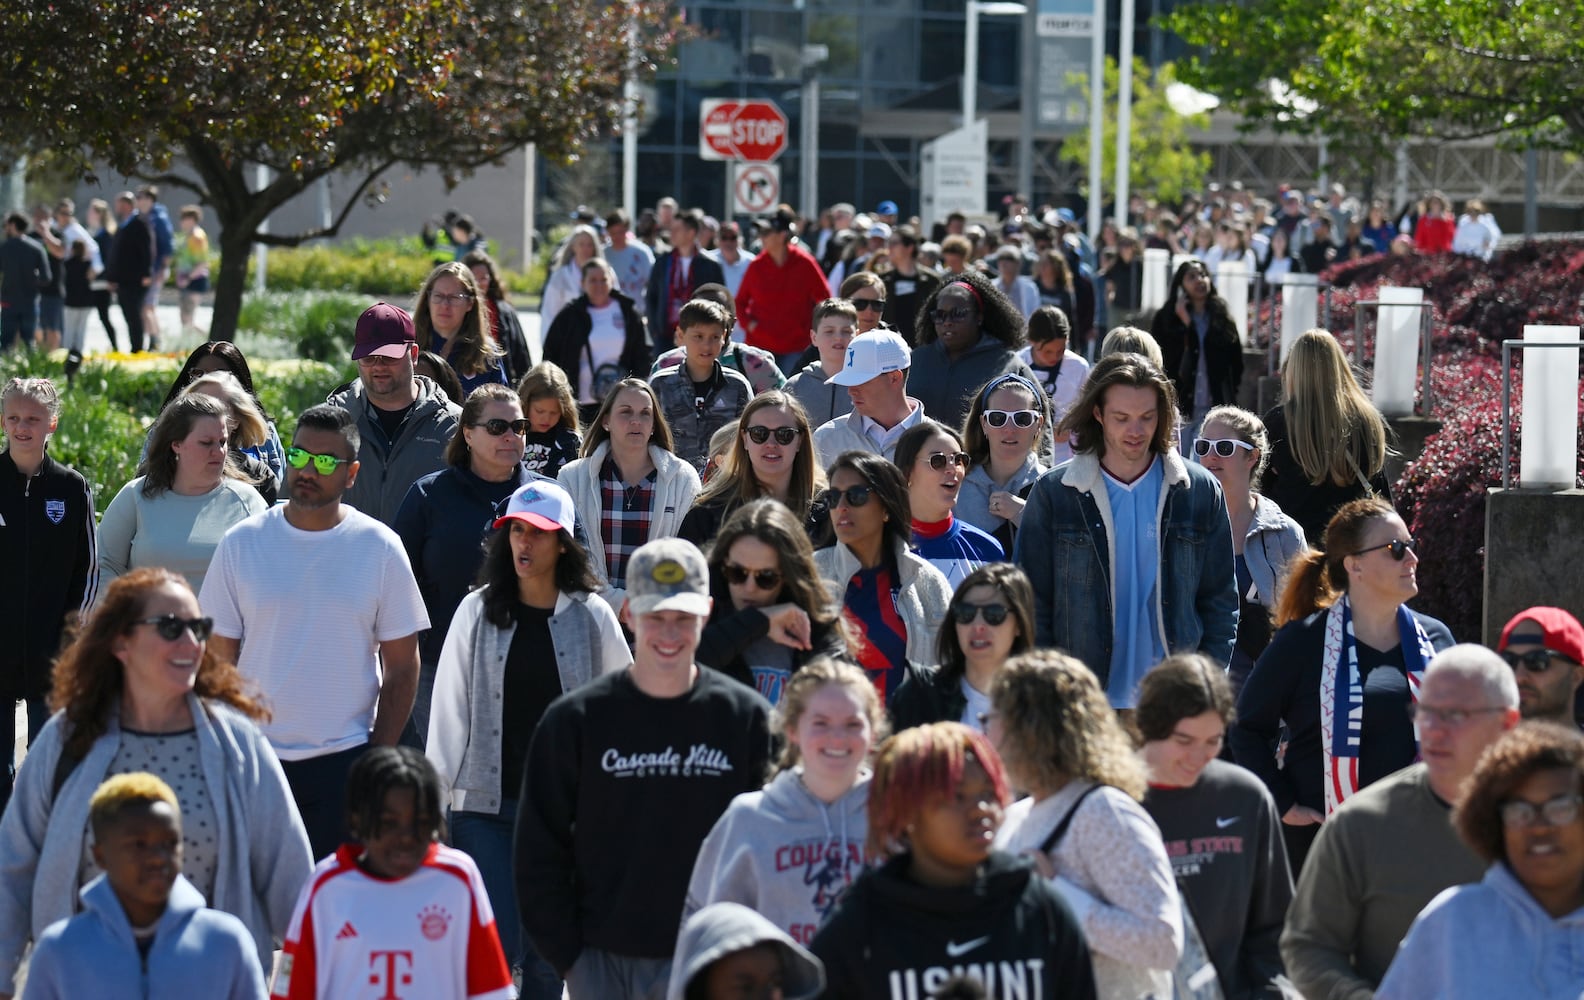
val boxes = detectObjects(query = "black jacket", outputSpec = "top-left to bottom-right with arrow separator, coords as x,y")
880,265 -> 942,346
0,452 -> 97,700
540,290 -> 651,398
696,601 -> 848,697
1151,300 -> 1244,417
644,250 -> 726,344
106,213 -> 154,287
809,850 -> 1098,1000
488,298 -> 533,385
677,495 -> 833,550
888,661 -> 967,733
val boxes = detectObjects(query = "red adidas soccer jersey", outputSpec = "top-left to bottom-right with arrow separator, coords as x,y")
272,843 -> 512,1000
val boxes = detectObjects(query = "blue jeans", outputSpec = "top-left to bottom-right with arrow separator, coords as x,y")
451,799 -> 562,1000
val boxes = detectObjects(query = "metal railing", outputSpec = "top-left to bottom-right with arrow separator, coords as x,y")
1499,337 -> 1584,490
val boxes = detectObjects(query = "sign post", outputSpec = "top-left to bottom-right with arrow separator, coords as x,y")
701,99 -> 789,220
731,163 -> 782,216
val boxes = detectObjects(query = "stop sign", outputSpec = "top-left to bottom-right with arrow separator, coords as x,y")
699,100 -> 788,163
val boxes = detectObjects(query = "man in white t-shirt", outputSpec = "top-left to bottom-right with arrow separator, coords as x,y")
202,404 -> 429,858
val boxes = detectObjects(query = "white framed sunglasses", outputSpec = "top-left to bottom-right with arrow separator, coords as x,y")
982,408 -> 1041,429
1193,437 -> 1254,458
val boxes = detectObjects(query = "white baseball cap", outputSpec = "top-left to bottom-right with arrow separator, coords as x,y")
493,479 -> 575,534
827,330 -> 911,387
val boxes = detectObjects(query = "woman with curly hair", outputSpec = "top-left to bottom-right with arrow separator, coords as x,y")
0,568 -> 311,993
988,649 -> 1183,1000
809,721 -> 1097,1000
1378,721 -> 1584,999
907,268 -> 1041,432
696,500 -> 851,704
414,261 -> 507,396
1149,258 -> 1243,452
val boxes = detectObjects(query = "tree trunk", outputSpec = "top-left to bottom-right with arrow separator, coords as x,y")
209,225 -> 256,343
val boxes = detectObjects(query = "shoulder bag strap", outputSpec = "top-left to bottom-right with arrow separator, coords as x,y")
1037,783 -> 1105,855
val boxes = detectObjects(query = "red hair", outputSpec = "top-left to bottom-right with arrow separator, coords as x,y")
867,722 -> 1010,859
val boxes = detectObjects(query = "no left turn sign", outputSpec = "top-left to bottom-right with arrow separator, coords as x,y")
732,163 -> 781,216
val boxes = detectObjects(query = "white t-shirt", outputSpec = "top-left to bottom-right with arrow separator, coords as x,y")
273,843 -> 511,1000
200,506 -> 429,760
580,301 -> 627,404
960,676 -> 992,733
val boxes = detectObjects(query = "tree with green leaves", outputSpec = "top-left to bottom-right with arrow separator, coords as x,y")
1059,58 -> 1211,208
1166,0 -> 1584,153
0,1 -> 676,342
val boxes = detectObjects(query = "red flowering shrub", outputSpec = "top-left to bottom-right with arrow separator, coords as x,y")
1318,246 -> 1584,639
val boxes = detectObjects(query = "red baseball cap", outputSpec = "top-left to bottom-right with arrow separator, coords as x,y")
1499,606 -> 1584,664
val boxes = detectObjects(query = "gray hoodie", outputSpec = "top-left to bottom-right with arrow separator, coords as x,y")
684,768 -> 870,947
783,359 -> 852,427
667,902 -> 824,1000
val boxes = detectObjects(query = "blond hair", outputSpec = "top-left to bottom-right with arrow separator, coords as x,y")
1281,329 -> 1389,487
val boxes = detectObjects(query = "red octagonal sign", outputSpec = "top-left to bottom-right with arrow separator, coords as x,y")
699,100 -> 788,163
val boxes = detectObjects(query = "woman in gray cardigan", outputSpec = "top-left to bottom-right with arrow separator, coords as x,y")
427,479 -> 629,1000
0,567 -> 311,995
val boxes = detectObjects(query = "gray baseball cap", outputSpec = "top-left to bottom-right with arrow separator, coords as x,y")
625,538 -> 711,617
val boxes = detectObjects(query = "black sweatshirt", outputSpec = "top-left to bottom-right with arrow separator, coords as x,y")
1143,759 -> 1294,999
513,667 -> 771,973
810,851 -> 1098,1000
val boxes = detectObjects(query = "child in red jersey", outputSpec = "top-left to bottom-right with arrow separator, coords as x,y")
272,747 -> 511,1000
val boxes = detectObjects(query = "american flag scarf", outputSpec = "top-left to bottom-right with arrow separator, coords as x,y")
1318,595 -> 1437,815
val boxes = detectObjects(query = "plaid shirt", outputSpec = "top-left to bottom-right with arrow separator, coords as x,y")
600,456 -> 657,590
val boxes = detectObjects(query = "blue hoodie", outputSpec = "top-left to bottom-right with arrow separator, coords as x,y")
1377,861 -> 1584,1000
23,872 -> 265,1000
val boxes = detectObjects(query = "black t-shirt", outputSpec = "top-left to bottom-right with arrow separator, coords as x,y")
502,603 -> 562,799
1358,641 -> 1418,788
373,400 -> 414,442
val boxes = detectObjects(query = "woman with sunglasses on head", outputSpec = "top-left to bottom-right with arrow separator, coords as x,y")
98,394 -> 268,599
956,373 -> 1051,553
891,564 -> 1036,734
696,500 -> 851,705
808,722 -> 1098,1000
814,451 -> 951,707
0,568 -> 311,995
1261,329 -> 1392,547
1230,497 -> 1453,875
1194,405 -> 1305,696
1377,722 -> 1584,1000
556,378 -> 700,612
394,384 -> 552,745
988,649 -> 1184,1000
909,269 -> 1042,433
414,261 -> 507,397
895,420 -> 1004,589
679,391 -> 829,550
427,479 -> 629,999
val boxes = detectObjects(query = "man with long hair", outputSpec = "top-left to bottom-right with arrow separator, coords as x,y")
1013,352 -> 1237,710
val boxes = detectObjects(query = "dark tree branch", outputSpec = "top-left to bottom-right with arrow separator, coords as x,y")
253,160 -> 398,246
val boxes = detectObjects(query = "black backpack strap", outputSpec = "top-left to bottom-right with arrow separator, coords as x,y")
1037,782 -> 1104,855
50,742 -> 84,806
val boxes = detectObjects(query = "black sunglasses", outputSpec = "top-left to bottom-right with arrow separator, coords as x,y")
851,298 -> 886,312
1502,648 -> 1577,674
744,425 -> 801,446
953,602 -> 1010,626
476,418 -> 530,436
930,307 -> 974,324
133,615 -> 214,642
1352,537 -> 1418,561
925,451 -> 971,471
821,486 -> 874,509
723,563 -> 782,590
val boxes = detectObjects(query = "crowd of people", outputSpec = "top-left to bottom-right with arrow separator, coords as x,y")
0,184 -> 1578,1000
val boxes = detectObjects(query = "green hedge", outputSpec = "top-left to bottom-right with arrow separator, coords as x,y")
1,351 -> 354,514
256,236 -> 544,301
237,291 -> 374,362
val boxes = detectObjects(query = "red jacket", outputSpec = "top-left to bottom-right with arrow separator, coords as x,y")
1413,214 -> 1455,253
737,241 -> 830,355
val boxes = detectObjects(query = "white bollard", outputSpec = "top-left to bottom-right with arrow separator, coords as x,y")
1217,259 -> 1250,346
1372,286 -> 1424,417
1280,274 -> 1319,362
1519,325 -> 1581,488
1141,248 -> 1170,313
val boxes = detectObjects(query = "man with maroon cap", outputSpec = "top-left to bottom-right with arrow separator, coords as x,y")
1497,606 -> 1584,728
326,302 -> 461,524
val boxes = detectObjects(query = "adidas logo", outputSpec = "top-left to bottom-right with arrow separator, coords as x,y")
335,922 -> 358,940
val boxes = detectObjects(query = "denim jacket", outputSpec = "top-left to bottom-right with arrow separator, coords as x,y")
1013,449 -> 1237,689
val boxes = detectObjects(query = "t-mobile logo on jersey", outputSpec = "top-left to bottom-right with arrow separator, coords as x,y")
601,743 -> 736,778
368,950 -> 414,999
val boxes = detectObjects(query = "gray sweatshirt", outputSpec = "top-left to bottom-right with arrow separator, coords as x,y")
684,768 -> 870,945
